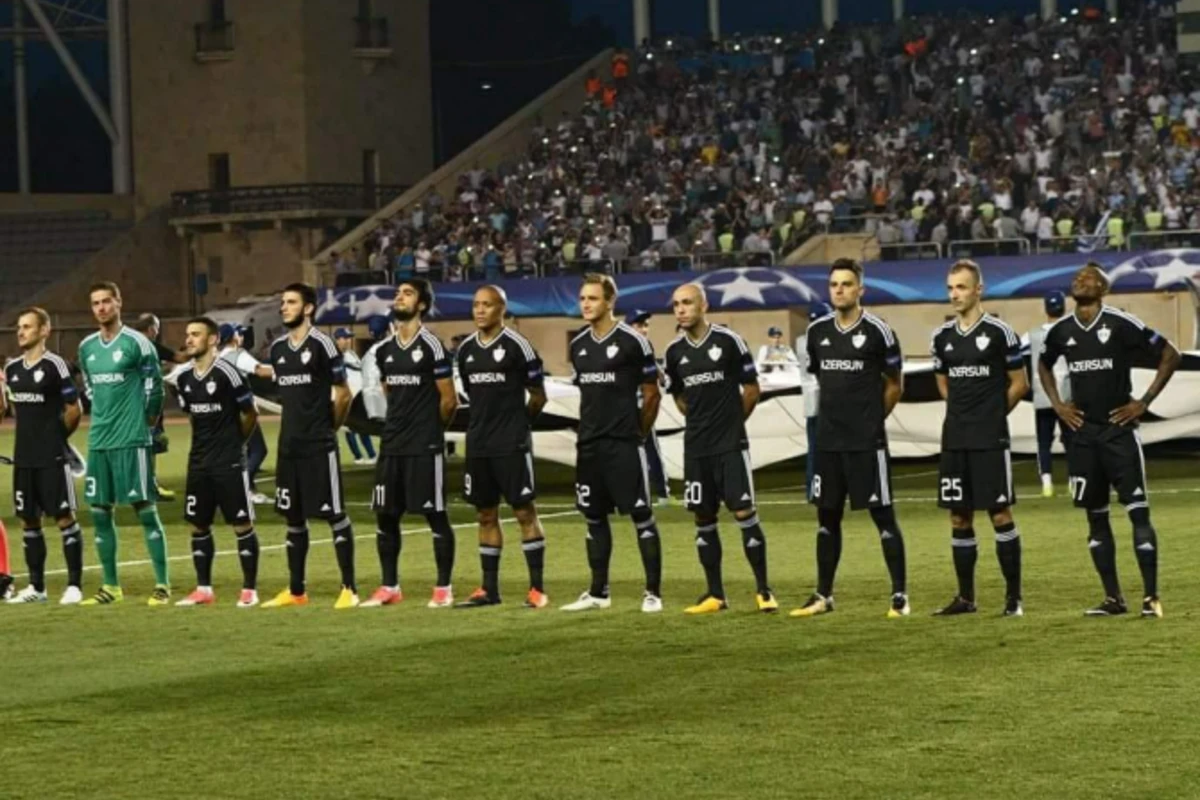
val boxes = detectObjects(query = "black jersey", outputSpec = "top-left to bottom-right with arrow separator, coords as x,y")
805,311 -> 902,452
4,352 -> 77,468
269,328 -> 346,458
1040,305 -> 1168,426
178,358 -> 254,472
931,314 -> 1022,450
376,327 -> 452,456
664,324 -> 757,457
457,327 -> 544,457
570,322 -> 658,445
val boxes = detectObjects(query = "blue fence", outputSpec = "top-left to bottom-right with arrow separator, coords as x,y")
315,250 -> 1200,324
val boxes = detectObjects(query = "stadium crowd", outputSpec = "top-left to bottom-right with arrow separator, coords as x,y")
334,2 -> 1186,283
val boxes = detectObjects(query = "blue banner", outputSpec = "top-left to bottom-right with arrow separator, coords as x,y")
315,249 -> 1200,324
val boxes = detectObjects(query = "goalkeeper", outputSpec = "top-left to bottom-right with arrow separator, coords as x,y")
78,282 -> 171,606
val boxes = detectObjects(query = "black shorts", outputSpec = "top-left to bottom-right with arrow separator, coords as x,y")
13,462 -> 77,520
464,452 -> 536,509
811,449 -> 893,511
373,453 -> 446,516
275,450 -> 345,520
937,449 -> 1016,510
1067,423 -> 1148,511
684,449 -> 756,516
186,468 -> 254,528
575,439 -> 652,516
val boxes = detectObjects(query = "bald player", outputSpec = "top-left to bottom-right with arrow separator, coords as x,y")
454,285 -> 552,608
663,284 -> 776,613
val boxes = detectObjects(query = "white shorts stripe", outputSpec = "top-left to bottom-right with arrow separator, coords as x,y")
877,449 -> 891,506
63,464 -> 77,511
137,448 -> 148,501
741,449 -> 757,506
434,453 -> 445,512
636,445 -> 652,507
329,451 -> 342,514
1004,449 -> 1013,502
1134,429 -> 1149,506
242,469 -> 256,523
524,452 -> 536,494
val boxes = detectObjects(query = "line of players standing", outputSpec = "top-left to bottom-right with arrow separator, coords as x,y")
0,259 -> 1182,617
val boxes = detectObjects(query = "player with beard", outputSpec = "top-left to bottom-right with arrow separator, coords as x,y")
0,307 -> 84,604
663,284 -> 776,614
561,274 -> 665,613
262,283 -> 358,609
930,261 -> 1028,617
792,259 -> 909,619
362,279 -> 460,608
1038,263 -> 1180,618
455,285 -> 551,608
174,317 -> 261,607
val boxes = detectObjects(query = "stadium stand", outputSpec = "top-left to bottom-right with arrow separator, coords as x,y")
315,4 -> 1189,284
0,210 -> 132,309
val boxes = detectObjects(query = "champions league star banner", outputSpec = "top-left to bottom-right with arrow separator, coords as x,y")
315,249 -> 1200,325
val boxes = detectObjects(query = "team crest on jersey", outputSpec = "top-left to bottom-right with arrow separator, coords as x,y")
32,368 -> 43,383
412,348 -> 424,363
606,343 -> 619,359
708,344 -> 722,361
300,349 -> 312,364
493,346 -> 506,363
112,350 -> 123,363
975,333 -> 990,351
1097,325 -> 1111,344
205,380 -> 217,395
851,332 -> 866,349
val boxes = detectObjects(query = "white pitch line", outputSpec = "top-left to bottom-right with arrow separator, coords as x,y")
42,509 -> 583,578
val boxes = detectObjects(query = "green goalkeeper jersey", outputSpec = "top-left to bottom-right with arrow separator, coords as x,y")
79,325 -> 164,451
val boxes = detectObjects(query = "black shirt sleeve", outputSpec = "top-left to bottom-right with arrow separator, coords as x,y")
931,329 -> 947,375
1122,315 -> 1168,360
1039,325 -> 1062,369
521,344 -> 545,389
664,345 -> 681,395
735,338 -> 757,385
882,326 -> 902,375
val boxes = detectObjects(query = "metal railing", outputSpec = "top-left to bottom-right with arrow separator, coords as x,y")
194,21 -> 235,55
1128,229 -> 1200,250
877,241 -> 943,260
1035,234 -> 1092,254
170,183 -> 410,218
691,249 -> 777,272
947,238 -> 1030,258
353,17 -> 389,49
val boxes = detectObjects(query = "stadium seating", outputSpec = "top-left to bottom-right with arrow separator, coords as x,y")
326,5 -> 1185,282
0,211 -> 132,310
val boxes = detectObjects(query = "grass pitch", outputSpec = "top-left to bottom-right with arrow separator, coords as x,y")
1,419 -> 1199,799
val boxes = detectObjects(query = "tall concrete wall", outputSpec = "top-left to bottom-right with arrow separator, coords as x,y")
11,207 -> 187,327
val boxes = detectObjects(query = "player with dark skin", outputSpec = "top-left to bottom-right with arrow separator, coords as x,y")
456,285 -> 552,608
1037,266 -> 1179,431
1037,263 -> 1180,617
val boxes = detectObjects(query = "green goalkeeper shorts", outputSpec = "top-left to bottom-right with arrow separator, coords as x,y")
85,446 -> 155,507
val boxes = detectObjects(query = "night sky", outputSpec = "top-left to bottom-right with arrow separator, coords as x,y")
0,0 -> 1041,194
